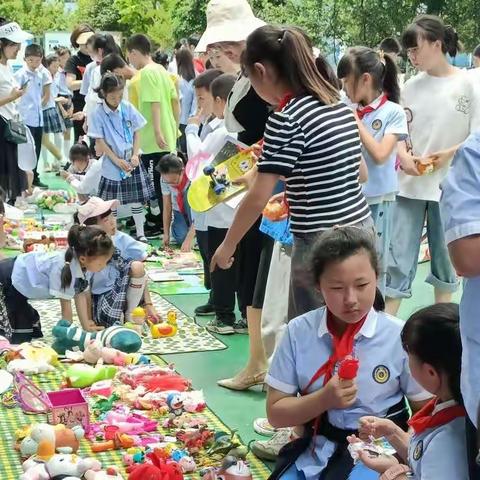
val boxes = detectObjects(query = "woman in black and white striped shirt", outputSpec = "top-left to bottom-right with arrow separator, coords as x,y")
211,25 -> 372,319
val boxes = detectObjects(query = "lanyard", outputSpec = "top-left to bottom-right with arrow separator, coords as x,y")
106,102 -> 133,146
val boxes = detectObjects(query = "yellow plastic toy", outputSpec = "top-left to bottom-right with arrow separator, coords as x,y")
166,310 -> 177,326
148,319 -> 177,339
130,307 -> 146,325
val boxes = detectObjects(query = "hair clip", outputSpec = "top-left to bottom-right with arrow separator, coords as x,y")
65,261 -> 70,266
378,50 -> 386,65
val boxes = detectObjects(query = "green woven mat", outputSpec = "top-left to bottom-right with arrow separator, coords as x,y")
149,275 -> 208,296
0,356 -> 270,480
36,293 -> 226,355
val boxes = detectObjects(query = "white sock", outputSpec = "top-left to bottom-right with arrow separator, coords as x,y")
131,203 -> 145,238
41,144 -> 49,169
63,133 -> 71,160
126,274 -> 147,319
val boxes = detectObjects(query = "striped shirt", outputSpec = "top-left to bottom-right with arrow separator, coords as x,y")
257,95 -> 371,234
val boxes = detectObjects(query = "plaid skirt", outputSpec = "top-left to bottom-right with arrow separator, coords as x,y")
98,162 -> 154,205
92,250 -> 132,328
43,107 -> 65,134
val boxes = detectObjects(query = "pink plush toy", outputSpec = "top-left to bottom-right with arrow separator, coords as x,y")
83,340 -> 128,366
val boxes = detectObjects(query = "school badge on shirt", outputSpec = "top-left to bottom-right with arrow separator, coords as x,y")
372,365 -> 390,384
413,440 -> 423,460
371,119 -> 382,131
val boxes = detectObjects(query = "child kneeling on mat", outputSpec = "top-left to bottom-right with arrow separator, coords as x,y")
75,196 -> 161,327
349,303 -> 468,480
0,225 -> 114,343
264,227 -> 431,480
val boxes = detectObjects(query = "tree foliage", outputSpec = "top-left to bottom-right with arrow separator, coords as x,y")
2,0 -> 480,53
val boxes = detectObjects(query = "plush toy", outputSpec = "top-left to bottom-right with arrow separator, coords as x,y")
20,452 -> 101,480
85,467 -> 125,479
17,423 -> 85,458
52,320 -> 142,355
7,358 -> 55,375
65,364 -> 118,389
127,451 -> 184,480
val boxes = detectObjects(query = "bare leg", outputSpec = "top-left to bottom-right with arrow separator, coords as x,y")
434,289 -> 452,304
217,306 -> 268,391
42,133 -> 62,162
385,297 -> 402,316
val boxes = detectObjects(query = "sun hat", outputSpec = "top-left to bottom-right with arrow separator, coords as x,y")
0,22 -> 33,43
196,0 -> 265,52
76,31 -> 95,46
77,197 -> 118,224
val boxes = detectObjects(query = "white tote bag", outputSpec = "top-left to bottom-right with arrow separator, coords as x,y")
17,127 -> 37,172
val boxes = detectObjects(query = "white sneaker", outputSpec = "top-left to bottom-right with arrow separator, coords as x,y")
251,427 -> 294,461
253,417 -> 278,437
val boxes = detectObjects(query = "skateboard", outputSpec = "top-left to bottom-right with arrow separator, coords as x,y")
187,149 -> 255,212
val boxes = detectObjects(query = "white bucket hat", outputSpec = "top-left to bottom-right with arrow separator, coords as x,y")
0,22 -> 33,43
196,0 -> 265,52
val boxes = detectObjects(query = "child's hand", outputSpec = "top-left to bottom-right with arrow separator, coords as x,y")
131,154 -> 140,168
357,451 -> 399,474
117,159 -> 132,173
429,150 -> 451,171
358,416 -> 397,441
399,154 -> 421,176
10,87 -> 25,101
155,133 -> 168,150
72,111 -> 85,122
146,304 -> 161,324
60,170 -> 69,180
323,374 -> 358,410
180,239 -> 192,252
84,322 -> 104,332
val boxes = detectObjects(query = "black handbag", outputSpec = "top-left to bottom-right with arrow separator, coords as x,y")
2,116 -> 27,144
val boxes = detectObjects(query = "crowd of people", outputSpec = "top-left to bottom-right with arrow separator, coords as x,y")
1,0 -> 480,478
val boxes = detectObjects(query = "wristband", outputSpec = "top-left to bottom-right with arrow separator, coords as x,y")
380,465 -> 411,480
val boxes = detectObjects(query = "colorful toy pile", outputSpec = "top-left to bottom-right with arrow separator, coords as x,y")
35,190 -> 77,212
0,335 -> 256,480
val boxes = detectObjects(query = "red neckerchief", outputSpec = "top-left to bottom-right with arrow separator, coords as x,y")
277,93 -> 294,112
302,310 -> 367,394
174,172 -> 189,215
408,398 -> 466,435
356,94 -> 388,120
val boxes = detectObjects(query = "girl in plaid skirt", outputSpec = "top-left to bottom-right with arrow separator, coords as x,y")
41,54 -> 65,171
75,196 -> 161,327
89,73 -> 154,243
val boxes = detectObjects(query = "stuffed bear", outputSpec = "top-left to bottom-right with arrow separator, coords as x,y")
52,320 -> 142,355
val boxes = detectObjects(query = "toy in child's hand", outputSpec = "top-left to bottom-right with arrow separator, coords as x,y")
347,434 -> 390,464
52,320 -> 142,355
17,423 -> 85,458
21,451 -> 101,480
262,201 -> 288,222
338,356 -> 359,380
65,364 -> 117,389
415,157 -> 435,175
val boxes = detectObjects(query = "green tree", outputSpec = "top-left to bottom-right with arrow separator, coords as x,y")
73,0 -> 122,31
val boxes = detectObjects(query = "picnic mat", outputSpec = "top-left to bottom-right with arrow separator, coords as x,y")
0,356 -> 271,479
36,293 -> 226,355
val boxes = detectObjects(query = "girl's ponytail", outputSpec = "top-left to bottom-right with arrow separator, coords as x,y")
60,224 -> 114,290
382,53 -> 400,104
444,25 -> 462,58
337,47 -> 400,104
243,25 -> 339,105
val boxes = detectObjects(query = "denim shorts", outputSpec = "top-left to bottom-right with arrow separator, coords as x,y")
386,196 -> 458,299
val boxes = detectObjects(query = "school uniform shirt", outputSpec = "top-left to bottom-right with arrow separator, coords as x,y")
161,176 -> 190,213
91,231 -> 147,295
408,401 -> 468,479
67,158 -> 102,196
267,307 -> 430,480
43,71 -> 59,110
11,251 -> 90,300
439,130 -> 480,425
179,78 -> 196,125
398,69 -> 480,202
14,65 -> 52,127
56,69 -> 72,98
79,61 -> 96,97
186,117 -> 237,231
360,97 -> 408,203
257,95 -> 371,234
88,100 -> 146,181
0,63 -> 21,120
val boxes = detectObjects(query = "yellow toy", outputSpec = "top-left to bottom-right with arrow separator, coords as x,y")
166,310 -> 177,326
148,319 -> 177,339
125,307 -> 147,336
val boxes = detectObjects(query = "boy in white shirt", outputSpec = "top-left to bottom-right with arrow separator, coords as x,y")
186,73 -> 240,334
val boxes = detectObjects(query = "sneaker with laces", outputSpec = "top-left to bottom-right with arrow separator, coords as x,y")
194,303 -> 215,316
233,318 -> 248,334
251,428 -> 294,461
205,317 -> 235,335
253,417 -> 278,437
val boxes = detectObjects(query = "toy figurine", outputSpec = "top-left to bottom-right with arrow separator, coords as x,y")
52,320 -> 142,355
90,432 -> 136,453
148,319 -> 177,338
167,393 -> 184,417
166,310 -> 177,326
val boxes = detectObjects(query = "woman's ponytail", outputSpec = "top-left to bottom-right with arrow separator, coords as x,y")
243,25 -> 339,105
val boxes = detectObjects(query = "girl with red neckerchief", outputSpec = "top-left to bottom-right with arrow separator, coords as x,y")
350,303 -> 468,480
264,227 -> 431,480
